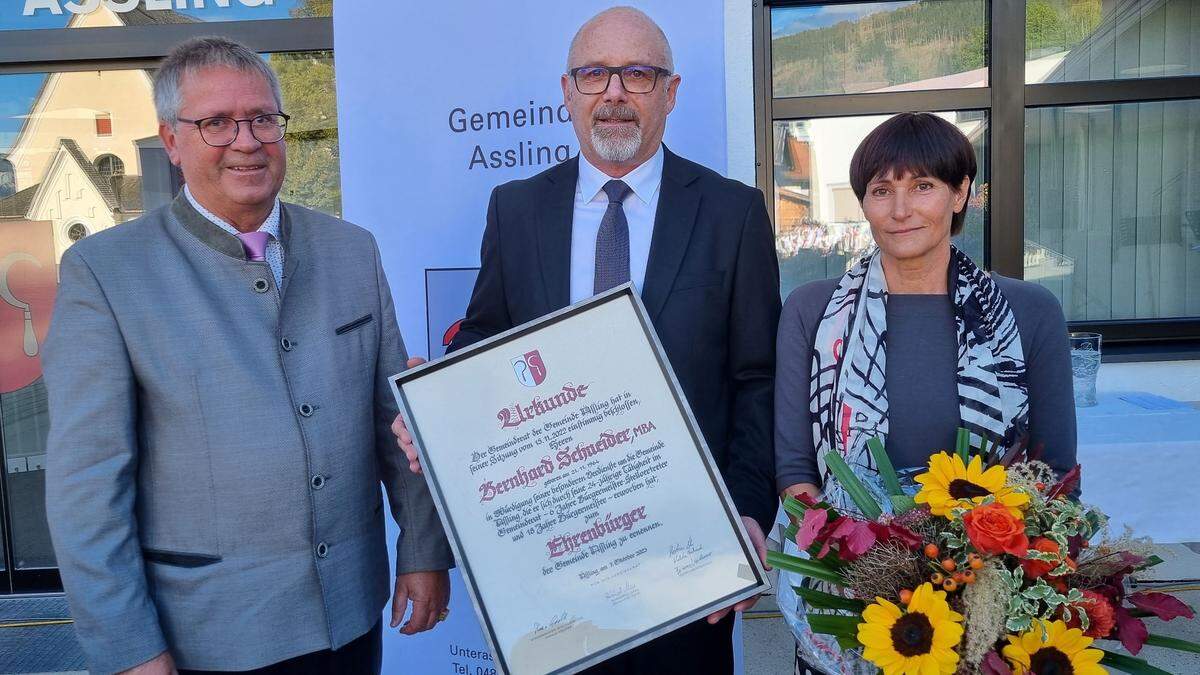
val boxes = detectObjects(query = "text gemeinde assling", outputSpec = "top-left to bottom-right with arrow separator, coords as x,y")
470,384 -> 668,576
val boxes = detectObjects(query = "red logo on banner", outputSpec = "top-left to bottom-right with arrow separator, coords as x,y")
511,349 -> 547,387
0,221 -> 57,394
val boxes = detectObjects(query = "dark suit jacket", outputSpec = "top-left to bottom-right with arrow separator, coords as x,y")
450,147 -> 781,531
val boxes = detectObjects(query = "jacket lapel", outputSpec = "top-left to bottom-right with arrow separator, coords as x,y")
278,204 -> 305,300
641,147 -> 701,321
535,158 -> 578,313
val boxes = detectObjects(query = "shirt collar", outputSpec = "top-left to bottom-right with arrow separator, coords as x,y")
184,184 -> 281,242
577,144 -> 664,206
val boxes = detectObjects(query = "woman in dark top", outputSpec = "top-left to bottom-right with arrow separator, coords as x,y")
774,113 -> 1077,674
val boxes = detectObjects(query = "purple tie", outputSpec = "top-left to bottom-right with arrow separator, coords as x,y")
236,231 -> 269,262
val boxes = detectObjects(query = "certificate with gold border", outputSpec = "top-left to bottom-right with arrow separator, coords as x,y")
391,284 -> 770,675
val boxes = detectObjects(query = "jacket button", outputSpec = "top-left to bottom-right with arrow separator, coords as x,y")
281,337 -> 293,351
252,278 -> 270,293
311,474 -> 325,489
299,403 -> 314,417
316,542 -> 329,558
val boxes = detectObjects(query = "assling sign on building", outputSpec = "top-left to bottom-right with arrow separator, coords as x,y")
23,0 -> 276,16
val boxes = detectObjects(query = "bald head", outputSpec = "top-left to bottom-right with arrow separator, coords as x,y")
566,6 -> 674,73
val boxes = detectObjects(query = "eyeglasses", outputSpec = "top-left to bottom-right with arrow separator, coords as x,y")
176,113 -> 291,147
569,65 -> 672,95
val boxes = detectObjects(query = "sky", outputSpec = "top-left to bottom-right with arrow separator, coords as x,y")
771,1 -> 916,40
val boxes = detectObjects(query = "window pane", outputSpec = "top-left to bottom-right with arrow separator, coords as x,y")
271,50 -> 342,217
1024,100 -> 1200,321
1,0 -> 330,33
0,50 -> 340,576
771,0 -> 988,98
1026,0 -> 1200,83
773,112 -> 988,298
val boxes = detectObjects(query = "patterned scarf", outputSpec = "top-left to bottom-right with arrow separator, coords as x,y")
809,245 -> 1029,509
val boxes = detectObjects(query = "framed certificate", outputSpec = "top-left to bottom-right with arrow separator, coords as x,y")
391,284 -> 770,675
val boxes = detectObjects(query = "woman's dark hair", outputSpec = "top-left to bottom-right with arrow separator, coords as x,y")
849,112 -> 977,235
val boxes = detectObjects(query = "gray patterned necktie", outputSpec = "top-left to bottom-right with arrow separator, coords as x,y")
593,179 -> 632,294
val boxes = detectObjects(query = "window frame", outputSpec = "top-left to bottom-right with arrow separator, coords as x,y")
754,0 -> 1200,347
0,12 -> 334,596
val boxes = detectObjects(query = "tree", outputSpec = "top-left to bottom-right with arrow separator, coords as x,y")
273,0 -> 339,216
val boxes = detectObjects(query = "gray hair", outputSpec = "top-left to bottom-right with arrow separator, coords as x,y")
154,36 -> 283,125
567,7 -> 674,72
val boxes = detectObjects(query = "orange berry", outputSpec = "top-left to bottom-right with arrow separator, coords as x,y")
931,572 -> 945,585
969,558 -> 984,570
953,571 -> 966,583
963,570 -> 976,584
899,589 -> 913,605
943,578 -> 959,592
924,543 -> 940,559
1036,482 -> 1047,491
941,559 -> 957,572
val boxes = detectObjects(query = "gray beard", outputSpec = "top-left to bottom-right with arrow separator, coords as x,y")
590,125 -> 642,163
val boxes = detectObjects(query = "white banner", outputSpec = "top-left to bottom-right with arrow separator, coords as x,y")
334,2 -> 728,672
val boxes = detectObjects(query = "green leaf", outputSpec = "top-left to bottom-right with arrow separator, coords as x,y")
766,551 -> 845,585
1006,616 -> 1032,632
782,496 -> 809,520
793,586 -> 868,612
890,494 -> 917,514
835,635 -> 862,651
1138,555 -> 1165,570
783,523 -> 799,542
823,451 -> 883,520
1099,650 -> 1172,675
806,613 -> 862,638
867,437 -> 903,497
956,427 -> 971,463
1143,633 -> 1200,655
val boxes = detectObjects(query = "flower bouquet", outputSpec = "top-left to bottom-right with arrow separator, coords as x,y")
767,430 -> 1199,675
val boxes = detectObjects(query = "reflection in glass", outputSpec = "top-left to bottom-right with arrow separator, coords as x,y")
770,0 -> 987,98
0,47 -> 342,587
1026,0 -> 1200,83
1,382 -> 54,569
271,51 -> 342,216
773,113 -> 988,298
1024,100 -> 1200,321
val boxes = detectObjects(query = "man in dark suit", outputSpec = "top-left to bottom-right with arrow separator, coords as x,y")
394,7 -> 779,673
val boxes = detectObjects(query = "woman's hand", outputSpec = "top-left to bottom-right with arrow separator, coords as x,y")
780,483 -> 821,525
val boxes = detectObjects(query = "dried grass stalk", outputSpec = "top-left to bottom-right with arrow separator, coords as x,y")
844,540 -> 926,602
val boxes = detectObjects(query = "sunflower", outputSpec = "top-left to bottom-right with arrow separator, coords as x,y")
1002,620 -> 1106,675
857,582 -> 964,675
914,452 -> 1028,517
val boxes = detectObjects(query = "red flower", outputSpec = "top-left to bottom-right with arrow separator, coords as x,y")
1066,590 -> 1117,638
963,503 -> 1029,557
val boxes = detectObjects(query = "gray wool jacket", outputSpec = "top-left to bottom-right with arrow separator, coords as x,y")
43,193 -> 452,673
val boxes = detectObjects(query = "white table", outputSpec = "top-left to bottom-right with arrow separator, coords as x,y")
1077,391 -> 1200,544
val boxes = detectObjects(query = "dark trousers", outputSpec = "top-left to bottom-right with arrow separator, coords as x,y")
179,621 -> 381,675
579,613 -> 735,675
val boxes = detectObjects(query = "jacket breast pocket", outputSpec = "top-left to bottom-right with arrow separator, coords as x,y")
335,313 -> 374,335
672,270 -> 726,292
142,548 -> 223,568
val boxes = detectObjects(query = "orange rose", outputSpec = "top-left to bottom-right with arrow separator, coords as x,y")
963,503 -> 1029,557
1021,537 -> 1061,579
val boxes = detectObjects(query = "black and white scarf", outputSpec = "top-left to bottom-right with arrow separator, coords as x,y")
809,246 -> 1030,509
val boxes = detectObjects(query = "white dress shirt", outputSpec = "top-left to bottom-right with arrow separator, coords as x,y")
184,185 -> 284,289
569,145 -> 664,304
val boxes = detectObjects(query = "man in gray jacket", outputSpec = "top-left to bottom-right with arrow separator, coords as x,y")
42,37 -> 452,675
